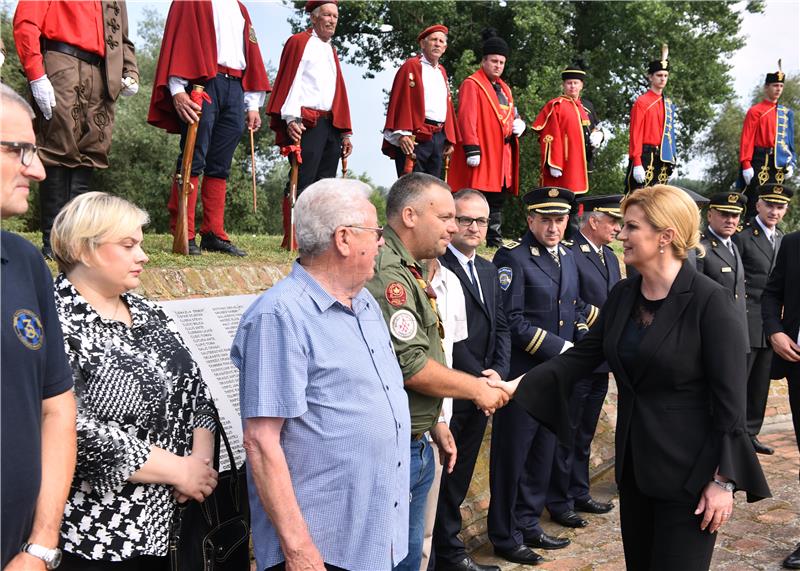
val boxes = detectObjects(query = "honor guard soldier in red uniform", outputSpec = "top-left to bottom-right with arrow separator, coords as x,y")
739,61 -> 795,216
449,29 -> 524,247
532,63 -> 604,195
148,0 -> 270,257
267,0 -> 353,249
625,45 -> 677,192
382,24 -> 457,179
14,0 -> 138,258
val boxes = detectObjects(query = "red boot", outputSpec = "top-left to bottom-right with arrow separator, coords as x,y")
167,174 -> 199,239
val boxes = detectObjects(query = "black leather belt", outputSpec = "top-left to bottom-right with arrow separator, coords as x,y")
424,118 -> 444,127
754,146 -> 774,155
642,144 -> 661,152
42,39 -> 102,67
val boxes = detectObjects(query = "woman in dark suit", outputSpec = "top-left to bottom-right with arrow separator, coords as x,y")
497,185 -> 770,570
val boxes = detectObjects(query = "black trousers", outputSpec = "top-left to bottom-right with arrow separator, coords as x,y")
60,552 -> 169,571
432,400 -> 489,564
619,457 -> 717,570
742,147 -> 789,217
393,130 -> 446,179
789,372 -> 800,457
745,346 -> 774,436
625,146 -> 674,193
291,116 -> 343,195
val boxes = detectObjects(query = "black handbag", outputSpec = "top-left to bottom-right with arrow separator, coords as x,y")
169,410 -> 251,570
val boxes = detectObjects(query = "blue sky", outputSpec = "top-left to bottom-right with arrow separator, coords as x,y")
121,0 -> 799,187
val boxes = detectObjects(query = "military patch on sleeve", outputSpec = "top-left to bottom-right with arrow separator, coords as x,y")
385,282 -> 407,307
389,309 -> 417,341
13,309 -> 43,350
249,25 -> 258,43
498,267 -> 513,291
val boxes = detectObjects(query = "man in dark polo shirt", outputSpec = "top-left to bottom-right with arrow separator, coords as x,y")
0,83 -> 76,570
366,172 -> 509,571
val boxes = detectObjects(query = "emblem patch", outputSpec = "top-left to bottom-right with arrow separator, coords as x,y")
385,282 -> 407,307
249,25 -> 258,43
13,309 -> 43,350
498,267 -> 513,291
548,189 -> 559,198
728,194 -> 738,203
580,244 -> 591,253
390,309 -> 417,341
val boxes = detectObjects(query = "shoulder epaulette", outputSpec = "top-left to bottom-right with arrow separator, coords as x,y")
561,239 -> 574,247
502,240 -> 520,249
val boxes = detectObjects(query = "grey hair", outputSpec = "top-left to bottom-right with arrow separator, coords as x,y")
386,172 -> 450,220
453,188 -> 489,207
0,83 -> 34,118
578,211 -> 604,228
295,178 -> 373,256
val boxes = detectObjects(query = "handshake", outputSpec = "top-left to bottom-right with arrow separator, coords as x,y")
472,369 -> 522,415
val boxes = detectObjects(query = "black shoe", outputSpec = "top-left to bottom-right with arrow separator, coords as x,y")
784,544 -> 800,569
187,238 -> 201,256
574,497 -> 615,514
200,233 -> 247,257
751,436 -> 774,455
523,532 -> 570,550
436,556 -> 500,571
493,545 -> 543,565
550,510 -> 589,528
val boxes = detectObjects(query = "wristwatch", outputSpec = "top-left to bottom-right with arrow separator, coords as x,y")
712,478 -> 735,493
21,543 -> 62,569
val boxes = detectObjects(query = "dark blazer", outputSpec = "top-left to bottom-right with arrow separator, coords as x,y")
733,219 -> 783,348
493,231 -> 596,377
762,231 -> 800,380
515,262 -> 770,503
440,248 -> 511,379
696,231 -> 747,334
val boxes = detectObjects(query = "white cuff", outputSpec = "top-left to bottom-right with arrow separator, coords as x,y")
383,129 -> 412,146
168,76 -> 189,97
243,91 -> 266,111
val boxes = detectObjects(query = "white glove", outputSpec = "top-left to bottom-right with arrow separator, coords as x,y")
466,155 -> 481,167
549,167 -> 562,178
786,165 -> 794,179
560,340 -> 574,354
30,74 -> 56,120
742,167 -> 754,185
121,76 -> 139,97
632,165 -> 646,184
589,129 -> 604,148
512,118 -> 526,137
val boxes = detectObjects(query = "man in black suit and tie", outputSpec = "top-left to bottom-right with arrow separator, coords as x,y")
733,183 -> 792,455
546,195 -> 622,526
762,224 -> 800,570
696,191 -> 748,333
432,188 -> 510,571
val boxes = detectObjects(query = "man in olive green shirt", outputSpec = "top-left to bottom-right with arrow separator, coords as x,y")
366,172 -> 508,571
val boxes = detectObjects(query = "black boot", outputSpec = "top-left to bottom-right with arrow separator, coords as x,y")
69,166 -> 94,199
486,208 -> 503,248
39,166 -> 71,256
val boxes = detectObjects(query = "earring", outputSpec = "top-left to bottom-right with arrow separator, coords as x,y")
659,247 -> 664,254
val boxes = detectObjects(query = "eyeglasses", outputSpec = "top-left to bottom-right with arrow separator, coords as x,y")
0,141 -> 39,167
456,216 -> 489,228
344,225 -> 384,240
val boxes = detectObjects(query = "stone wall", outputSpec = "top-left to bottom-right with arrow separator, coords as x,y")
138,263 -> 792,552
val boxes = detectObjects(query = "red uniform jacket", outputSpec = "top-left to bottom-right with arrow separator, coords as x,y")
449,69 -> 519,195
628,90 -> 666,166
147,0 -> 271,134
381,56 -> 457,159
532,95 -> 590,193
266,30 -> 352,148
739,100 -> 778,169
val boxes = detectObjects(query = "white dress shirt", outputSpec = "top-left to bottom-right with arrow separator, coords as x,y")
384,55 -> 448,146
708,227 -> 735,253
755,215 -> 776,244
446,244 -> 484,303
280,30 -> 337,121
168,0 -> 265,111
579,231 -> 602,254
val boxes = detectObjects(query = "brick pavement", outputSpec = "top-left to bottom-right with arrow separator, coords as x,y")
468,428 -> 800,571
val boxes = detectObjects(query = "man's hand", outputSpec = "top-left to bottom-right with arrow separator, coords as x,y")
246,110 -> 262,131
172,91 -> 202,124
512,118 -> 526,137
549,166 -> 563,178
341,136 -> 353,159
472,378 -> 509,415
770,332 -> 800,362
287,119 -> 305,144
742,167 -> 754,185
120,76 -> 138,97
4,552 -> 47,570
399,135 -> 416,156
466,155 -> 480,167
30,75 -> 56,120
284,537 -> 326,571
589,129 -> 604,148
430,421 -> 457,474
443,142 -> 454,157
786,165 -> 794,179
482,369 -> 501,382
632,165 -> 646,184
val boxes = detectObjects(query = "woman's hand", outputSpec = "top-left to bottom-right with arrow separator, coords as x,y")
173,455 -> 218,503
695,481 -> 733,533
487,375 -> 522,398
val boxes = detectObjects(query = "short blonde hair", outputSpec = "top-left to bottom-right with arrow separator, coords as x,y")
51,192 -> 149,273
621,185 -> 703,260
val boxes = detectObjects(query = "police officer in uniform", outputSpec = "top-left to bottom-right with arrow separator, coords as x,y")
488,187 -> 597,565
733,183 -> 793,455
696,191 -> 747,333
545,195 -> 622,525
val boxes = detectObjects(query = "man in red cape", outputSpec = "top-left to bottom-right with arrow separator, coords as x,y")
449,29 -> 524,247
382,24 -> 457,179
266,0 -> 352,249
148,0 -> 270,256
